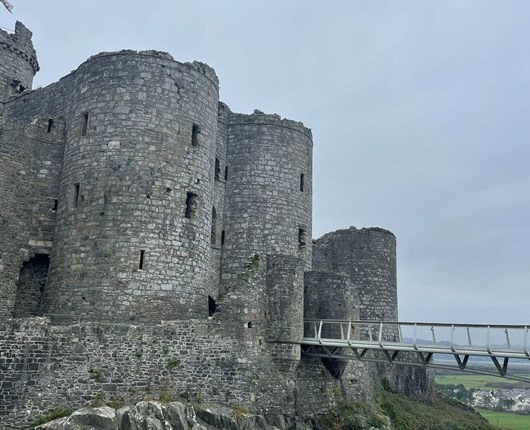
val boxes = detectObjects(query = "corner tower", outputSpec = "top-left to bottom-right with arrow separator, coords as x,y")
312,227 -> 398,322
221,110 -> 313,276
0,21 -> 39,104
42,52 -> 219,322
216,109 -> 313,363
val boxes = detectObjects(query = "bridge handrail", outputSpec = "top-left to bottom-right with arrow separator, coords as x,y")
303,319 -> 530,329
303,319 -> 530,353
302,319 -> 530,383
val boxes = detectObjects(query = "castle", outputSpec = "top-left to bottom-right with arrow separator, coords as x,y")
0,22 -> 429,428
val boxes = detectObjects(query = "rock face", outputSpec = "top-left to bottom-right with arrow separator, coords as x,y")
34,402 -> 313,430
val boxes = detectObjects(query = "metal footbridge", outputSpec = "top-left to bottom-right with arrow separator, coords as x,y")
302,320 -> 530,383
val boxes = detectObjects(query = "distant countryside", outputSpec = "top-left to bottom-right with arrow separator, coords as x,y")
435,368 -> 530,430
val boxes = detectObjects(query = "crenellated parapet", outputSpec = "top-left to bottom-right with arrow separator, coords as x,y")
228,109 -> 312,139
0,21 -> 39,104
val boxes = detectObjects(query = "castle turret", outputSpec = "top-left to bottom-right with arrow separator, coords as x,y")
0,21 -> 39,105
42,51 -> 220,322
211,110 -> 312,364
312,227 -> 398,322
221,110 -> 313,277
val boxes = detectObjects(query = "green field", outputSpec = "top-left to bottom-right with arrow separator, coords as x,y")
436,374 -> 514,389
477,408 -> 530,430
436,372 -> 530,390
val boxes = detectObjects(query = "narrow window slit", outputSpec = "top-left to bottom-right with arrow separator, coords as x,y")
191,123 -> 200,147
224,166 -> 228,181
221,230 -> 225,246
81,112 -> 89,136
298,228 -> 306,249
208,296 -> 217,317
214,158 -> 220,181
139,250 -> 146,270
73,183 -> 80,208
185,192 -> 198,219
47,119 -> 54,133
52,200 -> 58,211
300,173 -> 305,192
211,207 -> 217,245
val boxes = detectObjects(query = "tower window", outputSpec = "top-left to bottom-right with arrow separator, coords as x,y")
214,158 -> 221,181
211,206 -> 217,245
81,112 -> 89,136
224,166 -> 228,181
191,123 -> 200,147
300,174 -> 305,192
298,228 -> 306,249
10,80 -> 26,95
139,250 -> 146,270
47,119 -> 54,133
221,230 -> 225,246
52,200 -> 58,212
185,192 -> 198,219
208,296 -> 217,317
73,183 -> 80,208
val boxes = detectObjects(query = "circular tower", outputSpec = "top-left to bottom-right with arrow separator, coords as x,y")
221,110 -> 313,276
0,21 -> 39,103
312,227 -> 398,322
216,110 -> 312,364
43,51 -> 219,322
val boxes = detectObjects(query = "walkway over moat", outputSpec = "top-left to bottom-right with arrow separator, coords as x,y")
302,320 -> 530,383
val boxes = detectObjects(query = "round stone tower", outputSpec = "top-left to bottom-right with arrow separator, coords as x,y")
0,21 -> 39,104
213,110 -> 312,364
312,227 -> 398,322
221,110 -> 313,277
42,51 -> 219,322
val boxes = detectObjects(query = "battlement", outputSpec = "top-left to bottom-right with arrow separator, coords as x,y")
79,50 -> 219,90
315,226 -> 396,245
228,109 -> 312,139
0,21 -> 39,74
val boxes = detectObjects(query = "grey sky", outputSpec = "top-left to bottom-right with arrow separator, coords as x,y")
2,1 -> 529,325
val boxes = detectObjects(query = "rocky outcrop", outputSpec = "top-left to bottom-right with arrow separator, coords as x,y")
34,401 -> 314,430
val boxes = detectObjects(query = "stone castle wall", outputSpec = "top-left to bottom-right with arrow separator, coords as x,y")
0,317 -> 371,429
0,117 -> 64,319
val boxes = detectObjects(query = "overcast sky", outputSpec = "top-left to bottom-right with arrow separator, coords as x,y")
2,1 -> 529,325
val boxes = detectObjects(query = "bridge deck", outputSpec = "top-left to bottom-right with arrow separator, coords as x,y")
301,320 -> 530,383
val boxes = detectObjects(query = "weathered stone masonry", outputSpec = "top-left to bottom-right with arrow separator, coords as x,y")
0,21 -> 430,428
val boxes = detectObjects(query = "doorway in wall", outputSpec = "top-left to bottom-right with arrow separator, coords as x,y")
12,254 -> 50,317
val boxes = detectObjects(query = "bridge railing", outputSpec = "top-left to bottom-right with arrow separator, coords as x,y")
303,320 -> 530,359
